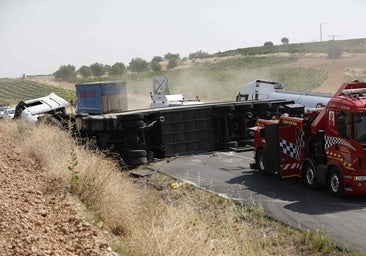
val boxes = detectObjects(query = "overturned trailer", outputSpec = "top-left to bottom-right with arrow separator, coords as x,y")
74,81 -> 293,166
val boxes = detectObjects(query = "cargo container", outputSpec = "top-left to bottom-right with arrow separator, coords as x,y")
76,81 -> 127,114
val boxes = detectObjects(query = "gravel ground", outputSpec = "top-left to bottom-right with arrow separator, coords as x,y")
0,133 -> 117,256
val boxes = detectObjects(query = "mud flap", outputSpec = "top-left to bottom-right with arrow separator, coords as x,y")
264,123 -> 280,175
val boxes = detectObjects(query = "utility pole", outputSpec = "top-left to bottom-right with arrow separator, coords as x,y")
317,23 -> 324,42
328,34 -> 339,41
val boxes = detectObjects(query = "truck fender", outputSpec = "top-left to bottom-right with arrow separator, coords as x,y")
325,162 -> 344,180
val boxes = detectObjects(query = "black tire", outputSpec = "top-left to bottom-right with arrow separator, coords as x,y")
328,167 -> 345,197
256,148 -> 267,174
124,149 -> 147,158
302,161 -> 319,189
147,150 -> 154,162
124,156 -> 147,166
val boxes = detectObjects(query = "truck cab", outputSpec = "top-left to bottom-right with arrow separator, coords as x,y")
310,81 -> 366,196
252,81 -> 366,196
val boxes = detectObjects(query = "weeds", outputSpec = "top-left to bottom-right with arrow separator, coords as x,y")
68,147 -> 79,193
3,120 -> 361,256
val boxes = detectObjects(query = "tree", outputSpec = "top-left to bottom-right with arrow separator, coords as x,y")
128,58 -> 148,73
54,65 -> 75,80
110,62 -> 126,75
164,52 -> 180,61
264,41 -> 274,47
188,50 -> 210,59
167,58 -> 178,69
150,61 -> 162,72
104,64 -> 112,74
90,63 -> 105,77
151,56 -> 163,63
78,65 -> 92,78
281,37 -> 289,45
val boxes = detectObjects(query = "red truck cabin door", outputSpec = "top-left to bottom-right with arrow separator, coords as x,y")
278,124 -> 304,178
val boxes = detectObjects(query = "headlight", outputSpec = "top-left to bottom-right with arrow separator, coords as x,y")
354,176 -> 366,182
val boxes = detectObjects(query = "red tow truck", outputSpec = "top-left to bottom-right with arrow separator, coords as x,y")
251,81 -> 366,196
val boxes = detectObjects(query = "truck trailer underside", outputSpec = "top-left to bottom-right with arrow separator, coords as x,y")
75,99 -> 293,166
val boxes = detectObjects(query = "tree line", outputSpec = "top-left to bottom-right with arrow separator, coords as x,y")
54,51 -> 213,81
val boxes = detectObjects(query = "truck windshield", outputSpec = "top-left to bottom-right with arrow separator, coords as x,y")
353,114 -> 366,141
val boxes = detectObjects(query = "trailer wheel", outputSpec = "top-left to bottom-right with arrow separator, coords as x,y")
256,148 -> 267,174
124,149 -> 147,158
328,167 -> 345,197
302,161 -> 319,189
125,156 -> 147,166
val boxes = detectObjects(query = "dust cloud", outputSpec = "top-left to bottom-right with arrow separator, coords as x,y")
126,67 -> 271,110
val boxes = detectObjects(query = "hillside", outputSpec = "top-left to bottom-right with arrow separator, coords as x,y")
1,38 -> 366,107
0,120 -> 358,255
0,122 -> 117,255
0,78 -> 74,105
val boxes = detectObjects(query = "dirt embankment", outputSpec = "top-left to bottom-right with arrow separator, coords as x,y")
0,128 -> 116,256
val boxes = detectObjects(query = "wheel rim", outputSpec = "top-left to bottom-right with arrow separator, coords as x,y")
306,167 -> 315,185
330,173 -> 340,192
259,154 -> 265,171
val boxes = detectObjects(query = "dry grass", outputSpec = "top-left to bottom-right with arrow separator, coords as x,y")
2,119 -> 361,256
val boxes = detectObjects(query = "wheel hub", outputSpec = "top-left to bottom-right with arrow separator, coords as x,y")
331,174 -> 339,192
306,168 -> 315,185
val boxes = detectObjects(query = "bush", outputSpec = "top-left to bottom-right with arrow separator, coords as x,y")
54,65 -> 75,80
189,50 -> 211,59
264,41 -> 274,47
90,63 -> 105,77
78,66 -> 92,78
150,61 -> 162,72
128,58 -> 148,73
167,58 -> 178,69
151,56 -> 163,63
164,53 -> 180,61
110,62 -> 126,75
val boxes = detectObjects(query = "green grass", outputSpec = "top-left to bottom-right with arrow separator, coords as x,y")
270,67 -> 328,91
0,78 -> 75,105
212,38 -> 366,58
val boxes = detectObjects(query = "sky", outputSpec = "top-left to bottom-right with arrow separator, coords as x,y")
0,0 -> 365,78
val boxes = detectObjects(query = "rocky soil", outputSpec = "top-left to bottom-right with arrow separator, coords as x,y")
0,132 -> 117,256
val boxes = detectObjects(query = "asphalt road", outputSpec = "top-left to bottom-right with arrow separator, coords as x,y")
151,150 -> 366,252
